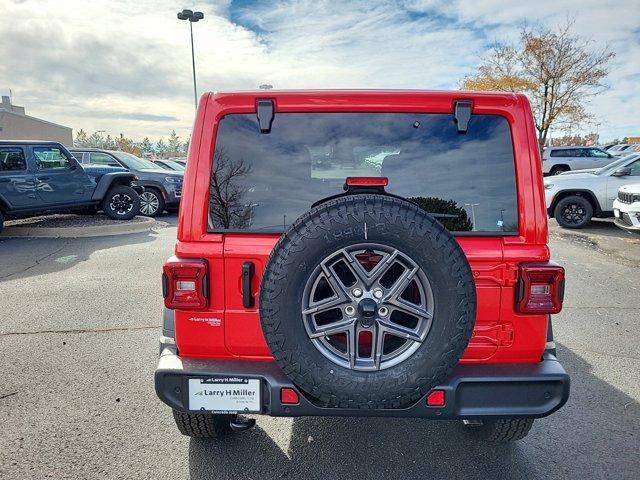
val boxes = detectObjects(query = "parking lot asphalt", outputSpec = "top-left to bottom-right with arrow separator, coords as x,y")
0,217 -> 638,480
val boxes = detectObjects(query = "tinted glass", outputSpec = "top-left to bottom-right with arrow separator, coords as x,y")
589,149 -> 610,158
33,146 -> 71,169
628,160 -> 640,176
0,148 -> 27,171
209,113 -> 518,233
551,149 -> 579,157
90,152 -> 119,166
111,151 -> 158,170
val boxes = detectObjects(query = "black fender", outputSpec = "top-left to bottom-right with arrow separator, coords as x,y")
91,173 -> 139,201
547,189 -> 603,217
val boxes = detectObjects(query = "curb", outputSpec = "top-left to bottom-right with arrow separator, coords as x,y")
0,216 -> 157,238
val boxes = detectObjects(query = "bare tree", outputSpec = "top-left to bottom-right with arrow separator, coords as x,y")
462,21 -> 615,151
209,148 -> 253,229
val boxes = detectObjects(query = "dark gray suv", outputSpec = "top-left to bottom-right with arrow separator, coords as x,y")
70,148 -> 183,216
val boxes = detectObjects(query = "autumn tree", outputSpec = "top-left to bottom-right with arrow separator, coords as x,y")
462,21 -> 614,151
115,133 -> 142,156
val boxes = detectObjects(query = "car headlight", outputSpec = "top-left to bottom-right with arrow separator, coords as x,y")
544,183 -> 554,190
164,176 -> 182,184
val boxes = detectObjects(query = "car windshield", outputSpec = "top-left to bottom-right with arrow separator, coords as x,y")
594,154 -> 639,175
112,151 -> 158,170
208,112 -> 519,234
161,160 -> 185,171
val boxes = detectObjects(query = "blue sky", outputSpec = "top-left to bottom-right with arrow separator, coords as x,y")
1,0 -> 638,142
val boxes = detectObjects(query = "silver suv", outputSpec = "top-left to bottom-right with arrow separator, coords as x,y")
542,146 -> 615,175
544,153 -> 640,228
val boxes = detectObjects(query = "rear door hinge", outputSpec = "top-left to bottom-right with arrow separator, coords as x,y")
454,100 -> 472,133
256,99 -> 275,133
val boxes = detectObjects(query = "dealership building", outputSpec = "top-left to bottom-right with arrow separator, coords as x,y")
0,96 -> 73,146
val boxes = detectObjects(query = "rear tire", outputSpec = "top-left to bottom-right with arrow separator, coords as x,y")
139,188 -> 165,217
172,410 -> 233,438
550,166 -> 570,175
463,418 -> 534,443
102,185 -> 140,220
554,195 -> 593,229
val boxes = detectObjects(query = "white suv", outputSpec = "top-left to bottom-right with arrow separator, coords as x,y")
542,146 -> 616,175
544,153 -> 640,228
613,184 -> 640,232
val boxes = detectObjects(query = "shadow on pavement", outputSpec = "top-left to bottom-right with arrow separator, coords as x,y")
0,230 -> 158,283
550,217 -> 637,239
188,344 -> 639,480
0,213 -> 178,283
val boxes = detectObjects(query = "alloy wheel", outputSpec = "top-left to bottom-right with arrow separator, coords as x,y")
140,192 -> 160,216
109,193 -> 134,215
301,243 -> 434,371
561,203 -> 586,225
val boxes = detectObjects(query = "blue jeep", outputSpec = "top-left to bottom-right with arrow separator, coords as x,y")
0,141 -> 143,233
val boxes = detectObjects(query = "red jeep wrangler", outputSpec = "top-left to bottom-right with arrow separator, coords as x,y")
156,90 -> 569,443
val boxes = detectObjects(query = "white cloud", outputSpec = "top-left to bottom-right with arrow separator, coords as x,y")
0,0 -> 637,142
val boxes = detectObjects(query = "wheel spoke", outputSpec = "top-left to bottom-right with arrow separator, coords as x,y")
387,299 -> 432,321
378,318 -> 424,343
344,249 -> 399,288
373,325 -> 385,370
381,266 -> 418,302
302,295 -> 349,315
308,318 -> 355,339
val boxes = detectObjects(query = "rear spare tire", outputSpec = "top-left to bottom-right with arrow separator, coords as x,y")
260,194 -> 476,409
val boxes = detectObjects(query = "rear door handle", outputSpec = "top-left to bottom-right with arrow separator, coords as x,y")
242,261 -> 255,308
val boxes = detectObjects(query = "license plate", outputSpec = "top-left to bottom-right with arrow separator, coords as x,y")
614,209 -> 620,218
188,377 -> 261,413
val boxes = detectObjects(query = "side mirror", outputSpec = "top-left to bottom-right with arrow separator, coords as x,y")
612,167 -> 631,177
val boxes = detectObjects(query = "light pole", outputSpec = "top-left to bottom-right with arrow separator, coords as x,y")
177,9 -> 204,109
465,203 -> 479,231
97,130 -> 106,149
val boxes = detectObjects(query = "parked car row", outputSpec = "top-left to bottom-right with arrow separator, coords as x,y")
603,143 -> 640,156
0,141 -> 144,233
69,148 -> 183,217
544,153 -> 640,232
0,140 -> 186,234
542,146 -> 616,175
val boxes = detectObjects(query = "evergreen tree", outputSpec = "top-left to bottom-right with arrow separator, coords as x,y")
156,138 -> 167,158
75,129 -> 88,147
104,135 -> 116,149
140,137 -> 153,155
168,130 -> 181,157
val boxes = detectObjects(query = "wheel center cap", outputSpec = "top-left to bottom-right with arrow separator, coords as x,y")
357,298 -> 378,327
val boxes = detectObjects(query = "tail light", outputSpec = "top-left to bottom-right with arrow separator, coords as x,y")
516,262 -> 565,314
162,257 -> 208,310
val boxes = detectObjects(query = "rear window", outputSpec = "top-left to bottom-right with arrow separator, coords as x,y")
208,113 -> 518,234
0,147 -> 27,171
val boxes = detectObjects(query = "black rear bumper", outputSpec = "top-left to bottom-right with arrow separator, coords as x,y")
155,347 -> 569,419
